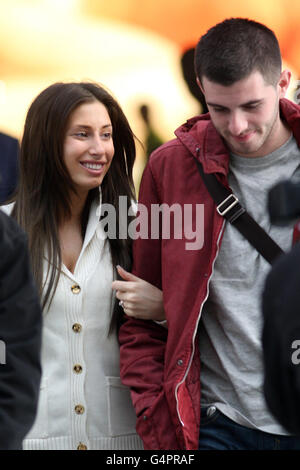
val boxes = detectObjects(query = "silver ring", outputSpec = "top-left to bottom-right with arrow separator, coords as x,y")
119,300 -> 125,309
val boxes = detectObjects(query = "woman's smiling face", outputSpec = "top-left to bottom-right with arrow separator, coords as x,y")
63,100 -> 115,199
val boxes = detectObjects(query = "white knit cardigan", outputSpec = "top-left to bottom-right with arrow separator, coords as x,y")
3,197 -> 143,450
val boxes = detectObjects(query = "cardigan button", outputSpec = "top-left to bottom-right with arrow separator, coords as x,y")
73,364 -> 83,374
75,404 -> 85,415
72,323 -> 82,333
77,442 -> 87,450
71,284 -> 81,294
177,359 -> 183,366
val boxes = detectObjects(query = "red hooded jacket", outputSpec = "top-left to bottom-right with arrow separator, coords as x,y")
119,98 -> 300,450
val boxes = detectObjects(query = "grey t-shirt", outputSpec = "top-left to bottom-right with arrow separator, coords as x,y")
199,135 -> 300,435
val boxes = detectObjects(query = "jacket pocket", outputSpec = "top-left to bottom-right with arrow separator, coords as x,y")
106,376 -> 138,437
136,390 -> 182,450
24,376 -> 48,440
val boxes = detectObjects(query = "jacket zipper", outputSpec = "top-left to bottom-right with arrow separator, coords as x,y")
174,220 -> 225,426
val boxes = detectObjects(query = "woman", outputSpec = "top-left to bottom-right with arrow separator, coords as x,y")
3,82 -> 164,450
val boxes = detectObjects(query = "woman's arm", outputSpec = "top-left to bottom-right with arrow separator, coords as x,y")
112,265 -> 165,321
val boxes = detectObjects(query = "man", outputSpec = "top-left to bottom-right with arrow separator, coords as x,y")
0,132 -> 19,203
0,209 -> 42,449
119,18 -> 300,450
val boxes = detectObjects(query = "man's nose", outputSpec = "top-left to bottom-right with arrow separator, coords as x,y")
227,111 -> 248,136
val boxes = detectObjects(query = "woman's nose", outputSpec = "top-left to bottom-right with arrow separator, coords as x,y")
89,135 -> 105,158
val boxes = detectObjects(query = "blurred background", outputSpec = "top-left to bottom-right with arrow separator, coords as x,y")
1,0 -> 300,189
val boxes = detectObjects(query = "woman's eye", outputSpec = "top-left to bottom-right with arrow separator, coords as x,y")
73,131 -> 88,138
102,132 -> 112,139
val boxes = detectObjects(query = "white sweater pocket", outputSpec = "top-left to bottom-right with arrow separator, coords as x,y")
106,376 -> 138,437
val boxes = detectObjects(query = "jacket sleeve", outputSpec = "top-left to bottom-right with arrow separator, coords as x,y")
119,161 -> 180,449
0,211 -> 42,450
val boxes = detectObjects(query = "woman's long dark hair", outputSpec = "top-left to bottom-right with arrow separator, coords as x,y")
12,82 -> 136,332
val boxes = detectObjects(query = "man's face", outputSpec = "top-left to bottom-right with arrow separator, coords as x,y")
200,70 -> 290,157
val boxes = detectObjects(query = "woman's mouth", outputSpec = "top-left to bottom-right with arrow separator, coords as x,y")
80,162 -> 104,174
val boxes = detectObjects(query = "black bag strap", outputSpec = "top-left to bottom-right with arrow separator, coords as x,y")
192,156 -> 284,265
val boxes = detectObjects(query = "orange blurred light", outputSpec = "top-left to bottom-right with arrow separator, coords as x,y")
82,0 -> 300,76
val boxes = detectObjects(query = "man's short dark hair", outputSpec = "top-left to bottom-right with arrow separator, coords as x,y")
194,18 -> 282,86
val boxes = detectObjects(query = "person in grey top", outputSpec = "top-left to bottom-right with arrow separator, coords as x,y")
118,18 -> 300,451
195,18 -> 300,449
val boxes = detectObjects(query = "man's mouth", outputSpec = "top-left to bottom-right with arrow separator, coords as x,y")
232,131 -> 255,142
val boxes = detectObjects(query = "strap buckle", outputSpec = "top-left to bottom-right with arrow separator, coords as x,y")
217,194 -> 239,216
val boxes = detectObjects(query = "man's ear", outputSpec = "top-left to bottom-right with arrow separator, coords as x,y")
196,77 -> 204,94
278,69 -> 291,98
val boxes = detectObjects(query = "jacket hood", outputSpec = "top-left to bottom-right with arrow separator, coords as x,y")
174,113 -> 230,176
174,98 -> 300,176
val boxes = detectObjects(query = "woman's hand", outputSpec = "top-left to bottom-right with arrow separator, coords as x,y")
112,265 -> 165,321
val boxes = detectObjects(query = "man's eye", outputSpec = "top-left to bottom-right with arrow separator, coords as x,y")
212,108 -> 227,113
244,104 -> 259,110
